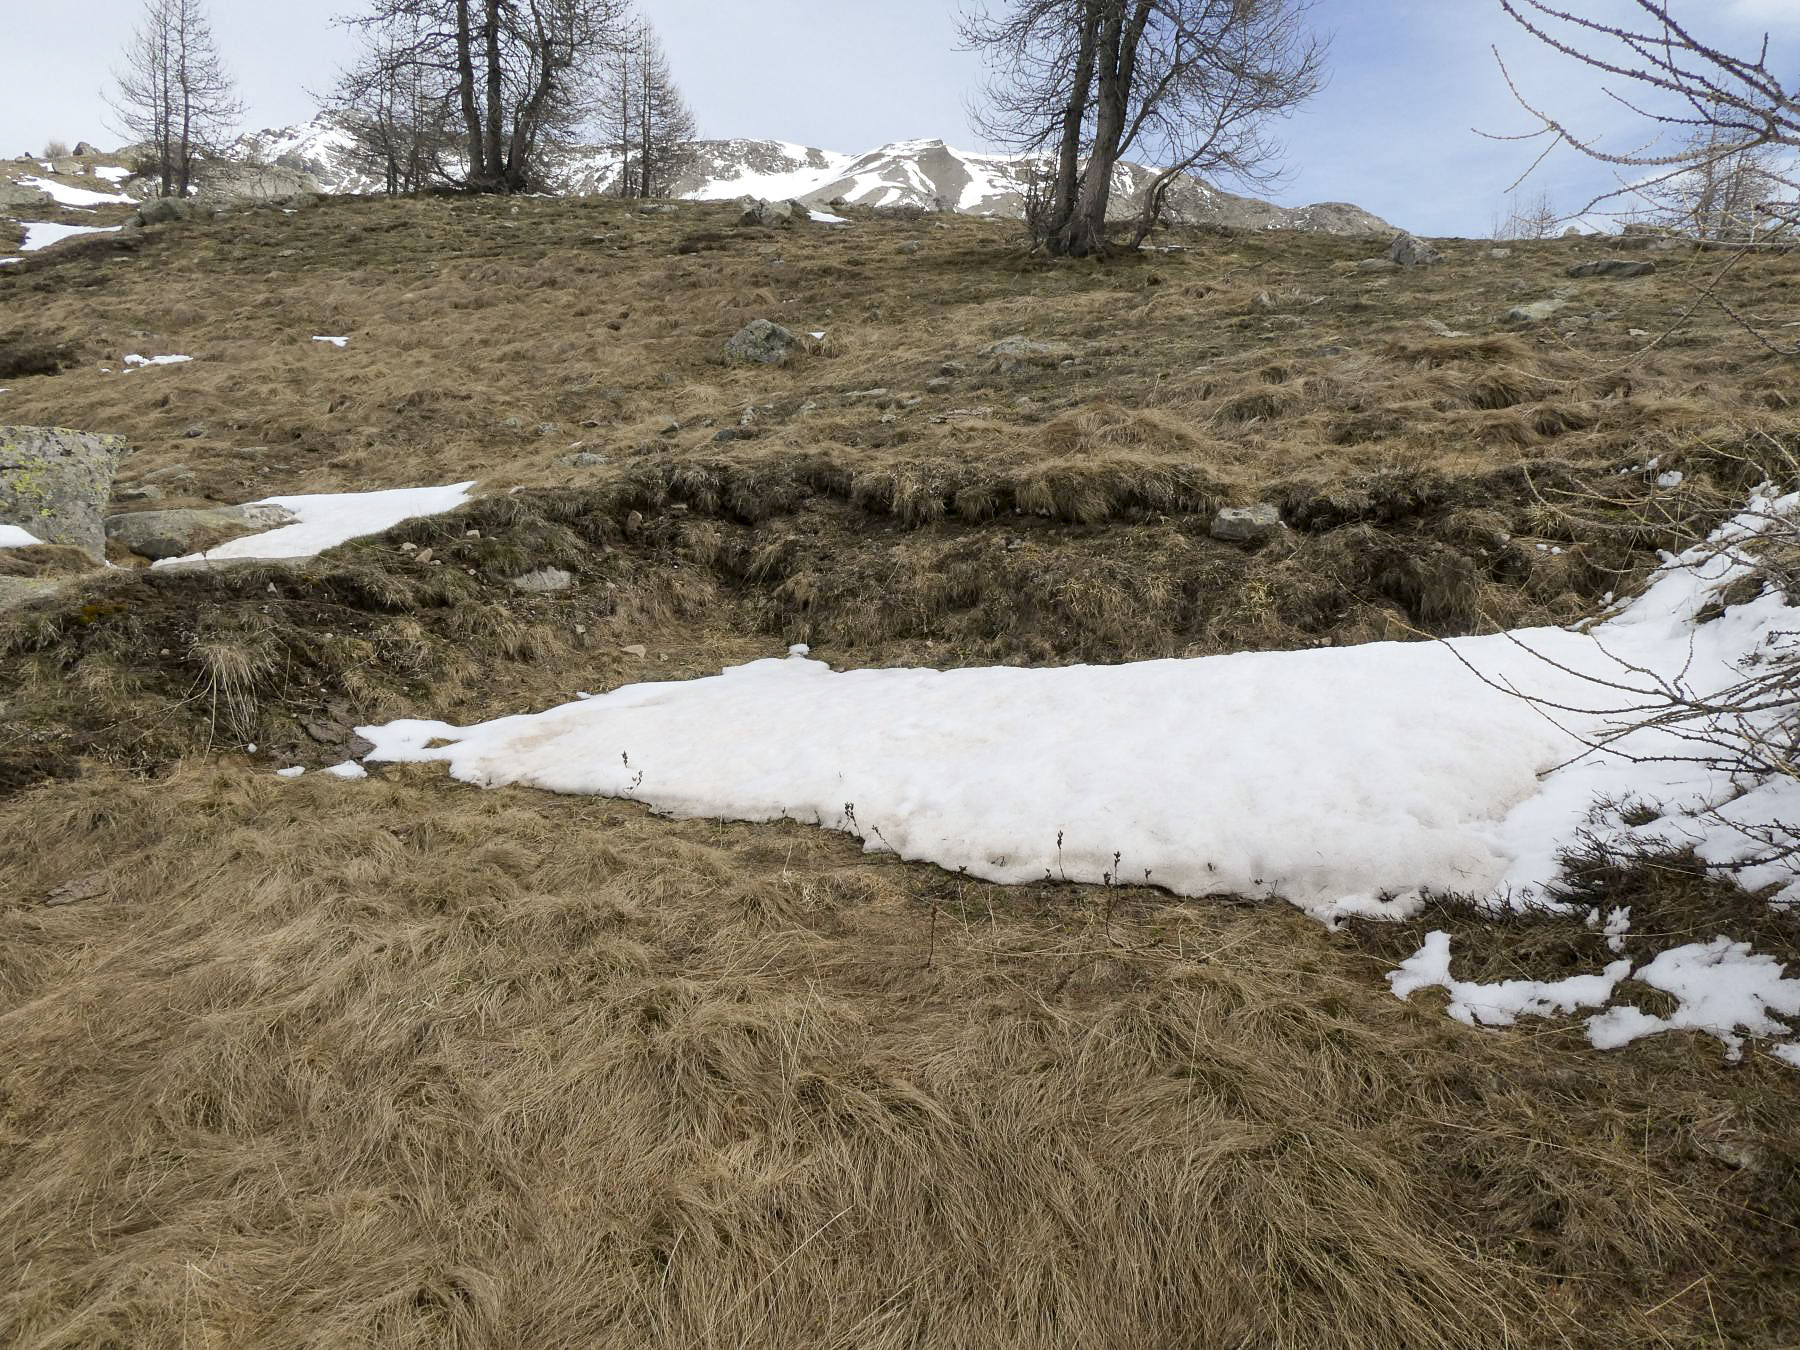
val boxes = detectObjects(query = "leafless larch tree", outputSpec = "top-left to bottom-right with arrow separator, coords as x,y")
109,0 -> 244,198
961,0 -> 1325,257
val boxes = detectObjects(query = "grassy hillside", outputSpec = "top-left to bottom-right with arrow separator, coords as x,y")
2,196 -> 1798,1348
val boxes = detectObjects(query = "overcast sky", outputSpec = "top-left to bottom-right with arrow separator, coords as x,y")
6,0 -> 1797,236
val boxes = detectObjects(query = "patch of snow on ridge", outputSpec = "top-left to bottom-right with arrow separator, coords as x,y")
93,166 -> 132,183
157,481 -> 477,565
0,524 -> 44,548
21,222 -> 121,252
123,353 -> 192,368
18,175 -> 133,207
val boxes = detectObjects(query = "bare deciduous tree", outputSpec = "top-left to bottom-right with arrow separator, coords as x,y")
109,0 -> 243,198
339,0 -> 628,194
1498,186 -> 1562,240
961,0 -> 1325,256
332,18 -> 459,196
600,19 -> 697,199
1494,6 -> 1797,227
1631,106 -> 1787,242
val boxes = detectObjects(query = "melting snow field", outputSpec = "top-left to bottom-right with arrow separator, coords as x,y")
357,493 -> 1800,1066
0,524 -> 45,548
20,221 -> 122,252
157,481 -> 477,565
18,174 -> 134,207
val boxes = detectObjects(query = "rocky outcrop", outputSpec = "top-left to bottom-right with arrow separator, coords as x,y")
0,426 -> 131,556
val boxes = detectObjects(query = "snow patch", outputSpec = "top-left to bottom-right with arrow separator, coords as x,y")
156,481 -> 477,565
1388,931 -> 1633,1027
0,524 -> 44,548
20,221 -> 121,252
18,175 -> 133,207
312,335 -> 349,348
123,353 -> 192,368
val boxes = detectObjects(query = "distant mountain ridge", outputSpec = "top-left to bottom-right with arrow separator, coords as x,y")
231,116 -> 1395,235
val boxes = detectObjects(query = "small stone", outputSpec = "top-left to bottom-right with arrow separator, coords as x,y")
536,422 -> 560,436
414,547 -> 433,564
510,566 -> 574,593
898,240 -> 921,255
713,428 -> 738,443
1566,259 -> 1657,279
1209,503 -> 1283,544
464,529 -> 481,539
1504,298 -> 1569,323
926,376 -> 953,391
620,643 -> 648,658
400,541 -> 417,552
657,415 -> 680,435
181,425 -> 205,439
1487,247 -> 1512,259
1388,233 -> 1444,267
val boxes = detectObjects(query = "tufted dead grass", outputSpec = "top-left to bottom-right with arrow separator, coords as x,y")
0,765 -> 1794,1349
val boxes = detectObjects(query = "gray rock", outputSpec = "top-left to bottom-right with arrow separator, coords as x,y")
135,197 -> 202,226
926,376 -> 954,391
1423,319 -> 1468,338
0,179 -> 51,210
1356,257 -> 1400,273
72,141 -> 101,157
1,425 -> 132,556
1388,233 -> 1444,267
1504,298 -> 1569,323
725,318 -> 800,366
1566,259 -> 1657,279
736,197 -> 798,229
980,336 -> 1076,373
510,566 -> 575,594
104,503 -> 297,560
1209,504 -> 1283,544
557,451 -> 609,468
898,240 -> 922,255
1486,247 -> 1512,259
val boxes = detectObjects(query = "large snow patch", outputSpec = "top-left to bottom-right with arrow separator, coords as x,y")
157,482 -> 477,564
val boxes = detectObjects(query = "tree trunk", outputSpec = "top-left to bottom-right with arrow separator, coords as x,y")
455,0 -> 486,187
1054,0 -> 1151,258
1043,5 -> 1100,243
482,0 -> 505,188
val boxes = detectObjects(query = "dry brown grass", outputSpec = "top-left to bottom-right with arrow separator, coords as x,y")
4,197 -> 1800,1347
1,765 -> 1795,1349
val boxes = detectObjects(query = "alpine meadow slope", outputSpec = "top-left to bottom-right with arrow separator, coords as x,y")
2,174 -> 1799,1348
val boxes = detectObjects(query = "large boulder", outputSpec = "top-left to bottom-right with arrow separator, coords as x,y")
725,319 -> 800,366
0,426 -> 131,556
1388,232 -> 1444,267
134,197 -> 211,226
735,197 -> 801,229
103,502 -> 296,560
